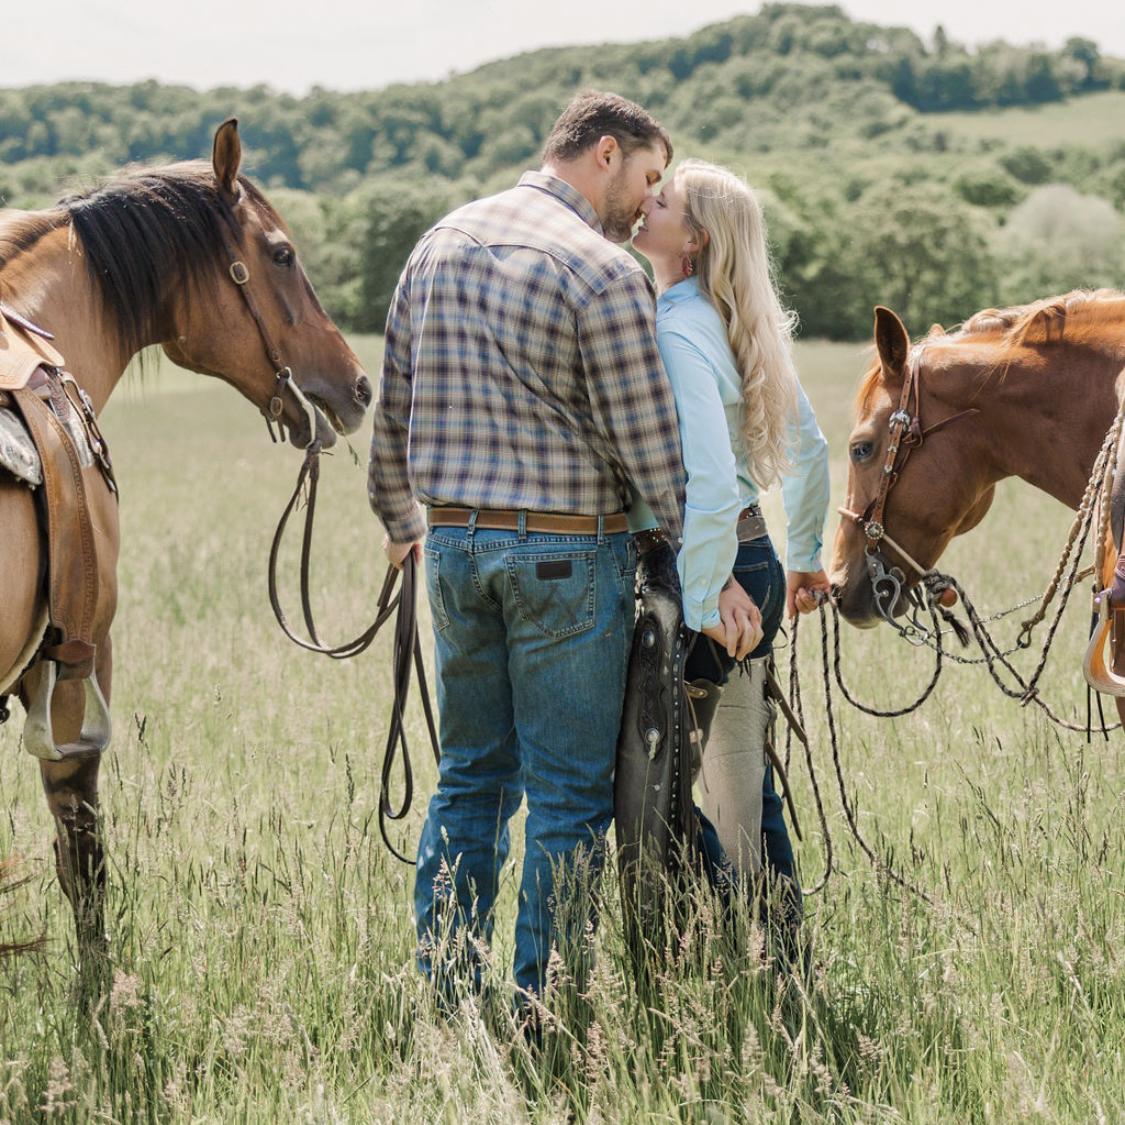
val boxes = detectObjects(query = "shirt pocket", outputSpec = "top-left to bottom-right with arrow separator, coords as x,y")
505,549 -> 597,639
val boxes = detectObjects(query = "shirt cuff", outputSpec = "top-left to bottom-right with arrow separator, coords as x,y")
684,596 -> 721,634
371,495 -> 427,544
786,549 -> 823,573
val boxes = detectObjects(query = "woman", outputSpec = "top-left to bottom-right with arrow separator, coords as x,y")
631,160 -> 830,935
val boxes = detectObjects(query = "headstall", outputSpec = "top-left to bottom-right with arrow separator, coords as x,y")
224,253 -> 323,448
838,345 -> 979,627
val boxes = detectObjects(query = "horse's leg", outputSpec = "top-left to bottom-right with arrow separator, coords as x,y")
26,636 -> 113,965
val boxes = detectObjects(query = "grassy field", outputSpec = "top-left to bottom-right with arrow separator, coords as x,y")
926,90 -> 1125,148
1,336 -> 1121,1122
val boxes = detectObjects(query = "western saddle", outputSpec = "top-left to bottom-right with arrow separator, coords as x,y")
0,304 -> 117,760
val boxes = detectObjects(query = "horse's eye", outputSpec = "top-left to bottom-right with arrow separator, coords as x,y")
272,246 -> 295,267
850,441 -> 874,463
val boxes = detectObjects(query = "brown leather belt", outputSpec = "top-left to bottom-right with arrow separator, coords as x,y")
428,507 -> 629,535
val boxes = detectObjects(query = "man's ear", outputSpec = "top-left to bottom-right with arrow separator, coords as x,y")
593,134 -> 619,170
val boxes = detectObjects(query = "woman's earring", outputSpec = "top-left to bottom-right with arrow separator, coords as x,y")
681,255 -> 695,278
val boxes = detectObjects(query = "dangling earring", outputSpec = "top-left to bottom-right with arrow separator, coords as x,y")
681,255 -> 695,278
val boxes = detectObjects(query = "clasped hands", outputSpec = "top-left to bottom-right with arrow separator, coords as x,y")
702,568 -> 832,660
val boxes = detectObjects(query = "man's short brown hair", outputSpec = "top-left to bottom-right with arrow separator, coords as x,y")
542,91 -> 672,166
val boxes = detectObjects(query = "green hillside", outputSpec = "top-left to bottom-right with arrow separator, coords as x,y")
2,3 -> 1123,339
930,89 -> 1125,147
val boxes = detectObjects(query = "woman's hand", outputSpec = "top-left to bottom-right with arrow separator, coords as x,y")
787,568 -> 831,617
702,580 -> 763,659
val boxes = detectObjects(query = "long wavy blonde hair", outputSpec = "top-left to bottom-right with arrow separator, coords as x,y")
676,160 -> 798,490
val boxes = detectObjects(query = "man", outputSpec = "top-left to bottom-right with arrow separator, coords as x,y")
368,91 -> 693,1001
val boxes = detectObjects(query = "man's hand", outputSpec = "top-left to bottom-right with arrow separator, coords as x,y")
383,535 -> 422,571
787,568 -> 831,618
702,580 -> 763,660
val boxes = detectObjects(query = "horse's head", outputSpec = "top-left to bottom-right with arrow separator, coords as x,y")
161,120 -> 371,449
829,306 -> 995,627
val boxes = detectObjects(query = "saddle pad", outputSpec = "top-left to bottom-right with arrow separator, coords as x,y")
0,311 -> 65,390
0,406 -> 41,485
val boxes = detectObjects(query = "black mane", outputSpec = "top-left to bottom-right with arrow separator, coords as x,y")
58,162 -> 278,355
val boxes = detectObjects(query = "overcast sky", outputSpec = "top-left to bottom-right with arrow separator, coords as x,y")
7,1 -> 1125,93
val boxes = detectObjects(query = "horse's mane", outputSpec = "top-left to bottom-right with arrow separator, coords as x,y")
857,288 -> 1125,412
0,163 -> 282,356
942,288 -> 1124,348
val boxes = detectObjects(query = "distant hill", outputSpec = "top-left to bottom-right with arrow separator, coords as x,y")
2,3 -> 1123,338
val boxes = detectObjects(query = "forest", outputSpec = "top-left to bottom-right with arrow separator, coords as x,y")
1,3 -> 1123,339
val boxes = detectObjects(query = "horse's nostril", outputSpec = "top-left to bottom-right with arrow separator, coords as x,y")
354,375 -> 373,408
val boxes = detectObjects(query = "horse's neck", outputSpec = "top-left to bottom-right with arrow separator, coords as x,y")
1,224 -> 134,414
970,346 -> 1125,508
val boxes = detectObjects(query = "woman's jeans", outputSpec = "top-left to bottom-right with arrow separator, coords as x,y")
417,523 -> 636,997
683,534 -> 798,891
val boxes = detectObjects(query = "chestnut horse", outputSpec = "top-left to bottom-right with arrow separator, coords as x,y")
829,292 -> 1125,717
0,120 -> 370,962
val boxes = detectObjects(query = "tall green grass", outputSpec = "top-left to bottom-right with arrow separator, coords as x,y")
0,337 -> 1120,1121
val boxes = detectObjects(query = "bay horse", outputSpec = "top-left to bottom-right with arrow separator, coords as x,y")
829,293 -> 1125,720
0,120 -> 371,962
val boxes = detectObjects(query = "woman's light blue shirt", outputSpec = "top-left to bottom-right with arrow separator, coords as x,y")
629,277 -> 830,631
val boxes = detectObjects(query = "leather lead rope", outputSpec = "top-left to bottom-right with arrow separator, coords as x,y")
267,447 -> 440,865
225,236 -> 440,863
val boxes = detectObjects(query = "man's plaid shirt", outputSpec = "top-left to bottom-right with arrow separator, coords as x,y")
367,172 -> 686,544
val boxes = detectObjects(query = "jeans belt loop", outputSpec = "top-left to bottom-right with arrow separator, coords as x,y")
518,509 -> 527,541
597,513 -> 605,544
467,509 -> 478,542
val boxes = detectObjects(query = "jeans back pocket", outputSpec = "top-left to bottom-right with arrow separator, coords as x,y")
506,550 -> 597,639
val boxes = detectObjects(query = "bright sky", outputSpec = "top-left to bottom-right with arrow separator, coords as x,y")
8,1 -> 1125,93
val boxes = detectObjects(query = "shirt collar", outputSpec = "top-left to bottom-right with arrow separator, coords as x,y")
657,277 -> 700,310
518,171 -> 603,235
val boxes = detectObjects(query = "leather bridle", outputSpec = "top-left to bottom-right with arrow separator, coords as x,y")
838,345 -> 979,624
225,255 -> 323,448
224,241 -> 440,864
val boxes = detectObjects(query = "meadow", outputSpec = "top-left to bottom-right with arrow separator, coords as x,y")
0,336 -> 1121,1122
927,90 -> 1125,148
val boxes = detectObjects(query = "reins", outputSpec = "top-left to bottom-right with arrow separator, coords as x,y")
836,343 -> 1125,734
225,245 -> 439,864
773,353 -> 1125,906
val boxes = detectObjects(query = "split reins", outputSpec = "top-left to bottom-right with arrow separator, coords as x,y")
224,241 -> 439,864
774,349 -> 1125,906
836,342 -> 1125,734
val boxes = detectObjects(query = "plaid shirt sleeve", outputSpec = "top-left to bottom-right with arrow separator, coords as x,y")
368,272 -> 427,543
577,271 -> 686,544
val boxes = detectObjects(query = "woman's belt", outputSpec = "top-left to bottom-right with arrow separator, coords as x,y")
635,505 -> 767,558
736,504 -> 768,543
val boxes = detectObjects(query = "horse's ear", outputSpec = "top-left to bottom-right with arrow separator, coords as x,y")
874,306 -> 909,387
212,118 -> 242,200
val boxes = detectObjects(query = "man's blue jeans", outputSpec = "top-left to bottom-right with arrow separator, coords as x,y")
416,520 -> 636,996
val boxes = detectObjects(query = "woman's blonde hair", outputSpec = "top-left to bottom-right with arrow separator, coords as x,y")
675,159 -> 798,490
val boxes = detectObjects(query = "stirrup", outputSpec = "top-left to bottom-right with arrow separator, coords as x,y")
1082,597 -> 1125,697
23,660 -> 112,761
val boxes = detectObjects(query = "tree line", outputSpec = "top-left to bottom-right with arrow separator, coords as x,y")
1,3 -> 1123,340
